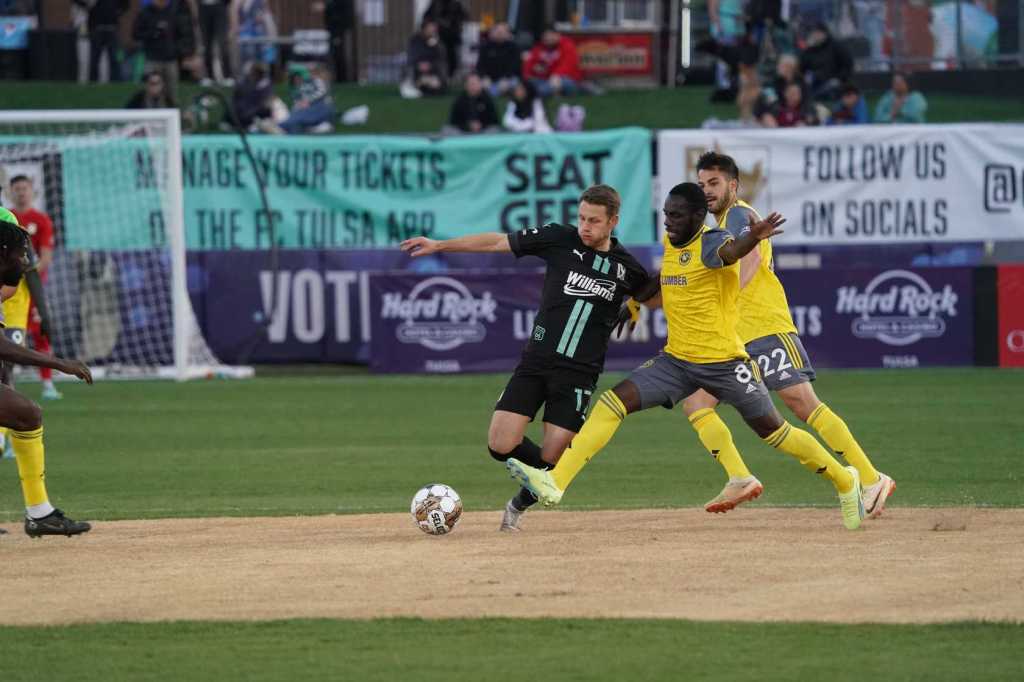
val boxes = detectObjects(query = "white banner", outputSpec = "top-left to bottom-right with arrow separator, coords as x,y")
657,124 -> 1024,244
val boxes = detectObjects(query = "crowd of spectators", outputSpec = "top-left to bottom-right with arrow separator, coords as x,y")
702,9 -> 928,129
56,1 -> 935,136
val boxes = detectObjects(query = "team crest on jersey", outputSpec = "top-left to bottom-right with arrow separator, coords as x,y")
679,251 -> 692,265
616,263 -> 626,281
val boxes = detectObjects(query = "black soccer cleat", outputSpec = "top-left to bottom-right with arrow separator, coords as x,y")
24,509 -> 92,538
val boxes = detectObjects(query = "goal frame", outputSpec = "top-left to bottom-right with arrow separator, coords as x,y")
0,108 -> 249,381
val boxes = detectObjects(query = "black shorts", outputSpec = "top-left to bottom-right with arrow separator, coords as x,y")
494,360 -> 598,432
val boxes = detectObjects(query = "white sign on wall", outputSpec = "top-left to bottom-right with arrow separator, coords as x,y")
657,124 -> 1024,244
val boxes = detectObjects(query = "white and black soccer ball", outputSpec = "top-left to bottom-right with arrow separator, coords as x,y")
411,483 -> 463,535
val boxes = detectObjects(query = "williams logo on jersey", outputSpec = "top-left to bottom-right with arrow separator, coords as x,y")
563,271 -> 616,301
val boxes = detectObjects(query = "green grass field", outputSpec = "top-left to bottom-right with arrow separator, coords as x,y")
2,81 -> 1022,133
2,368 -> 1019,522
1,619 -> 1022,682
1,368 -> 1021,680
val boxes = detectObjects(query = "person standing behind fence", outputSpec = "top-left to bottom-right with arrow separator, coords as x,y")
233,0 -> 278,72
316,0 -> 356,83
73,0 -> 129,83
132,0 -> 196,99
423,0 -> 467,79
198,0 -> 233,86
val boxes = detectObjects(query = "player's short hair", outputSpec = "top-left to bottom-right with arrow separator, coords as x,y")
579,184 -> 621,219
696,151 -> 739,181
9,174 -> 30,186
668,182 -> 707,207
0,219 -> 29,258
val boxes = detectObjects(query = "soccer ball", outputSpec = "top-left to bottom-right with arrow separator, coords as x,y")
411,483 -> 463,535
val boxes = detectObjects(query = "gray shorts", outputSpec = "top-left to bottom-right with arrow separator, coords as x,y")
628,352 -> 774,420
745,333 -> 816,392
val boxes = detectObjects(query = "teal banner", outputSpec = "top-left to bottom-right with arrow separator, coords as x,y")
58,128 -> 653,250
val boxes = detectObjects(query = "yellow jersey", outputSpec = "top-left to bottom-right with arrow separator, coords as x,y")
661,225 -> 748,364
716,199 -> 797,344
2,280 -> 31,329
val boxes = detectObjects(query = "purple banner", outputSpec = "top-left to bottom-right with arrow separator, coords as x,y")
188,250 -> 973,370
368,271 -> 666,374
779,267 -> 973,368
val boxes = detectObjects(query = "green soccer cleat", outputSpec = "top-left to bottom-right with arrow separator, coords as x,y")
838,465 -> 865,530
506,458 -> 564,506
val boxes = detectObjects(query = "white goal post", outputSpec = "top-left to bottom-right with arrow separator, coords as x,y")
0,109 -> 252,381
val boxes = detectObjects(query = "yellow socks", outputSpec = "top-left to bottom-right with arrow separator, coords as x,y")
807,404 -> 880,487
551,391 -> 627,490
12,426 -> 53,516
763,422 -> 854,494
688,408 -> 752,480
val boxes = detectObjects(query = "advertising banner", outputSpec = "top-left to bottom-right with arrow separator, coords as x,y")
568,32 -> 654,77
781,267 -> 974,368
657,124 -> 1024,245
998,265 -> 1024,368
368,271 -> 665,374
56,128 -> 653,251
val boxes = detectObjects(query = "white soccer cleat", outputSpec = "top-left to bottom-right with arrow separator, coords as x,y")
862,472 -> 896,519
500,499 -> 525,532
704,476 -> 764,514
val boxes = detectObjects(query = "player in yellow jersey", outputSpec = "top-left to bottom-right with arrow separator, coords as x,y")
0,214 -> 93,537
683,152 -> 895,519
508,183 -> 866,530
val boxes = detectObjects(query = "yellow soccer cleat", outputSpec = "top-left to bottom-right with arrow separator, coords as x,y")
506,458 -> 564,506
838,465 -> 865,530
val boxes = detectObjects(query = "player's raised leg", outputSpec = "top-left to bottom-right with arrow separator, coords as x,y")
781,380 -> 895,519
682,389 -> 763,513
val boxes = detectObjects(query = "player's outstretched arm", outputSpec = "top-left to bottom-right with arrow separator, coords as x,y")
400,233 -> 512,258
718,212 -> 786,265
0,336 -> 92,384
23,269 -> 53,340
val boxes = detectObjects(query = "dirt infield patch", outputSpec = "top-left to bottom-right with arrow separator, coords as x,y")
1,508 -> 1021,626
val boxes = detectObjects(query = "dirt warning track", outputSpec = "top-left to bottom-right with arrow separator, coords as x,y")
1,508 -> 1021,626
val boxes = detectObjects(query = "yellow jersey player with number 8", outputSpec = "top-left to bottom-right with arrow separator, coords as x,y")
683,151 -> 895,519
508,183 -> 867,530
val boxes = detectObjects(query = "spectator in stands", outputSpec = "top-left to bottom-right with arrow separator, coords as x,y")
317,0 -> 356,83
125,70 -> 177,109
523,27 -> 582,98
231,62 -> 275,130
132,0 -> 196,98
198,0 -> 233,86
423,0 -> 467,79
828,82 -> 868,125
707,0 -> 746,100
770,53 -> 802,101
73,0 -> 129,83
405,19 -> 447,97
278,64 -> 335,134
799,22 -> 852,102
765,82 -> 818,127
874,72 -> 928,124
442,73 -> 499,135
233,0 -> 278,72
477,22 -> 521,98
738,69 -> 776,127
503,80 -> 551,133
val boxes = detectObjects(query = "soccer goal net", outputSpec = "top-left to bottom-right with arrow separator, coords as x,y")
0,109 -> 251,380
